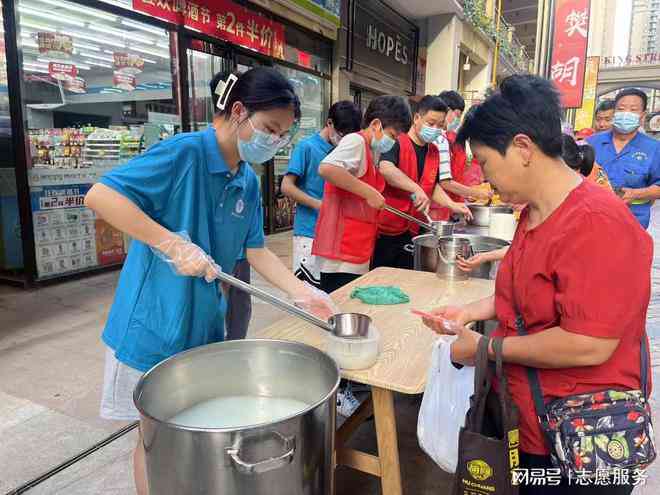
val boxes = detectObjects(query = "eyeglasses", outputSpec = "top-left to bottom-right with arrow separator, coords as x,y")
247,117 -> 299,149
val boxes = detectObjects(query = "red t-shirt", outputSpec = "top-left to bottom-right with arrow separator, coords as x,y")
492,180 -> 653,455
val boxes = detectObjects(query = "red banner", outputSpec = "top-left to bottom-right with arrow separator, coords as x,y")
132,0 -> 285,59
549,0 -> 591,108
48,62 -> 77,81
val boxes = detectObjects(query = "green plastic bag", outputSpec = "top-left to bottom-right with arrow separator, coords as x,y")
350,286 -> 410,305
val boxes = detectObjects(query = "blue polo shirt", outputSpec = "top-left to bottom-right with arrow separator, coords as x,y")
286,132 -> 333,238
100,126 -> 264,372
587,130 -> 660,228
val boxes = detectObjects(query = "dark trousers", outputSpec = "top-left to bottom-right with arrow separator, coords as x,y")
225,259 -> 252,340
518,452 -> 635,495
320,272 -> 360,294
371,232 -> 414,270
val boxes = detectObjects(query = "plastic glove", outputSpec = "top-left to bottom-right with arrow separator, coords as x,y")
293,284 -> 339,321
152,231 -> 220,283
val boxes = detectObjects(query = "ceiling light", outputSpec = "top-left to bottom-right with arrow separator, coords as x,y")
121,19 -> 167,36
97,0 -> 130,8
21,39 -> 38,48
24,62 -> 49,69
32,0 -> 118,21
24,67 -> 50,74
18,6 -> 86,27
20,20 -> 55,32
156,42 -> 170,50
84,60 -> 112,68
128,45 -> 169,59
61,30 -> 126,48
74,41 -> 101,52
89,24 -> 155,45
142,57 -> 157,64
80,51 -> 114,62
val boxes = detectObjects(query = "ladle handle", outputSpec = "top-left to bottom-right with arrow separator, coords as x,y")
383,205 -> 433,231
211,268 -> 334,332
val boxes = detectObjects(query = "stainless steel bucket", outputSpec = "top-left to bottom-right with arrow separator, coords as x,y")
134,340 -> 340,495
466,204 -> 514,227
435,237 -> 474,280
410,234 -> 510,280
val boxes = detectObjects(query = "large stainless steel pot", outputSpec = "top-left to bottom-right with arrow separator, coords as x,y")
134,340 -> 340,495
410,234 -> 510,279
466,204 -> 514,227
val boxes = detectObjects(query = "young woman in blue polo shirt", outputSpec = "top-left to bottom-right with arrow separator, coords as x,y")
84,67 -> 333,495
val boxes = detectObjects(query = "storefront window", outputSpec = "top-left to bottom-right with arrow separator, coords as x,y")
273,64 -> 328,231
16,0 -> 178,279
0,0 -> 24,275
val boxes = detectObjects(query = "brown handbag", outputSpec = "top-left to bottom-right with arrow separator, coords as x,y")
453,337 -> 520,495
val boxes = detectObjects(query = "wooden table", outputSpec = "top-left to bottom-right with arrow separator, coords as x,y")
255,267 -> 495,495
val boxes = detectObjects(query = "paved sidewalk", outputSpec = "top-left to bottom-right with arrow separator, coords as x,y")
1,224 -> 660,494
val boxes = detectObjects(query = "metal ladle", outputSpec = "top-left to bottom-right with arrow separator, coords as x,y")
383,205 -> 454,237
211,268 -> 371,339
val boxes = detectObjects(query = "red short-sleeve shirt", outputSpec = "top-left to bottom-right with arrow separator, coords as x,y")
492,180 -> 653,455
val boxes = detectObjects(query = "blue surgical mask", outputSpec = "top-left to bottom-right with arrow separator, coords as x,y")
613,111 -> 641,134
237,117 -> 288,164
420,124 -> 441,143
371,132 -> 396,154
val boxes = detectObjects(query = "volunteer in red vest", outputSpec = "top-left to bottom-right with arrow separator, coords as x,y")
374,95 -> 472,269
312,95 -> 412,295
312,95 -> 412,417
432,91 -> 491,220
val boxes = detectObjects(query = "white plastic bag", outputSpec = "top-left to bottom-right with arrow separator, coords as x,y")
417,335 -> 475,473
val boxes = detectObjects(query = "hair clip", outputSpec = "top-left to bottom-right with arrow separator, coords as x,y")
215,73 -> 238,110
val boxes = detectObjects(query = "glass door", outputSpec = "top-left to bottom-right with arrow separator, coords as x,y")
187,40 -> 232,131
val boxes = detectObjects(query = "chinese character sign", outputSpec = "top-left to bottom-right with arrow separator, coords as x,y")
549,0 -> 591,108
133,0 -> 285,59
574,56 -> 600,130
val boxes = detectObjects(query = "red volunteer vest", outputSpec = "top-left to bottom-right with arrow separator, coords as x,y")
311,132 -> 385,265
378,133 -> 439,235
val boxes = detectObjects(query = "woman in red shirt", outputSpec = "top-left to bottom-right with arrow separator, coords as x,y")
421,75 -> 653,494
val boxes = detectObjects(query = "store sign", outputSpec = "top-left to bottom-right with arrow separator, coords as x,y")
113,72 -> 136,91
113,52 -> 145,75
365,24 -> 409,66
574,56 -> 600,130
48,62 -> 77,81
549,0 -> 591,108
601,53 -> 660,68
64,76 -> 87,94
349,0 -> 417,94
132,0 -> 285,59
38,32 -> 73,57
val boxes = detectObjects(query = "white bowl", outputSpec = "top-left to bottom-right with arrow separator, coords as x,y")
325,325 -> 380,370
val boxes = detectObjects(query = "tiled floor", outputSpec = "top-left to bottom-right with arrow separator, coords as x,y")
1,228 -> 659,494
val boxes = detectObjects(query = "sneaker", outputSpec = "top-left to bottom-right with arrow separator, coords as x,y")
336,385 -> 361,417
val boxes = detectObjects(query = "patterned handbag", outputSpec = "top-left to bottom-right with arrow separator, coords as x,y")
514,314 -> 656,478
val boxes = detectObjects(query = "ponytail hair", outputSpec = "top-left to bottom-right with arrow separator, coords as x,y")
209,67 -> 301,121
561,133 -> 595,177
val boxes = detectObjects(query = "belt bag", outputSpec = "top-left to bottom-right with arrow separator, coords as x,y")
514,314 -> 657,478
